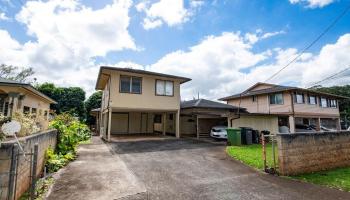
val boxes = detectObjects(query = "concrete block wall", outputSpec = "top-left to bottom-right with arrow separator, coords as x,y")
277,131 -> 350,176
0,129 -> 57,200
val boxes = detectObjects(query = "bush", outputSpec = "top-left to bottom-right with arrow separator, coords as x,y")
12,112 -> 41,137
45,113 -> 91,172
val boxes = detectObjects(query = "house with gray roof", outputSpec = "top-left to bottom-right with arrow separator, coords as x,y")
219,82 -> 347,133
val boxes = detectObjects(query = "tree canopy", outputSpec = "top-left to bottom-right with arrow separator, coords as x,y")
36,83 -> 86,120
0,64 -> 35,83
85,91 -> 102,125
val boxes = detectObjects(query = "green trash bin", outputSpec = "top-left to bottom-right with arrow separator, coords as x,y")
226,128 -> 241,146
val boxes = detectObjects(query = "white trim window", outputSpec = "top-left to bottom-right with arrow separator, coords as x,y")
295,92 -> 304,104
269,93 -> 283,105
156,80 -> 174,96
120,76 -> 142,94
330,99 -> 337,108
308,95 -> 317,105
320,97 -> 328,108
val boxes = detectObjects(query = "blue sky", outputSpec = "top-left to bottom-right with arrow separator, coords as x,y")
0,0 -> 349,100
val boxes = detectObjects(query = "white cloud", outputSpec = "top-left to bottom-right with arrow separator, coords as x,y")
145,32 -> 269,99
261,30 -> 286,39
289,0 -> 335,8
0,0 -> 136,96
136,0 -> 204,30
0,12 -> 9,21
244,30 -> 285,44
120,32 -> 350,100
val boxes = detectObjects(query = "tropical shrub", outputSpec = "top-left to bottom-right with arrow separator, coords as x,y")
0,113 -> 32,142
45,113 -> 91,172
12,112 -> 41,137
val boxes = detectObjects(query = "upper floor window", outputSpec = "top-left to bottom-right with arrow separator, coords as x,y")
330,99 -> 337,108
320,97 -> 328,108
308,95 -> 317,105
156,80 -> 174,96
252,95 -> 257,102
120,76 -> 142,94
294,92 -> 304,104
269,93 -> 283,105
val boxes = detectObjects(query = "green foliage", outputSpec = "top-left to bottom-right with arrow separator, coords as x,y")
0,114 -> 10,142
226,144 -> 277,170
85,91 -> 102,125
36,83 -> 86,120
45,148 -> 67,173
292,167 -> 350,192
12,112 -> 41,137
19,176 -> 54,200
45,113 -> 91,173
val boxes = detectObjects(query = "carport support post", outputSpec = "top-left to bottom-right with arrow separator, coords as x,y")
196,116 -> 199,139
336,118 -> 341,130
316,118 -> 321,131
288,116 -> 295,133
176,111 -> 180,138
162,113 -> 166,136
108,108 -> 112,141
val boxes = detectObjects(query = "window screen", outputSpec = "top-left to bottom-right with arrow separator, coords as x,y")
270,93 -> 283,104
156,80 -> 174,96
120,76 -> 131,93
132,77 -> 142,94
120,76 -> 142,94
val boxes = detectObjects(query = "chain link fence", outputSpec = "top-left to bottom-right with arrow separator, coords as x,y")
0,143 -> 38,200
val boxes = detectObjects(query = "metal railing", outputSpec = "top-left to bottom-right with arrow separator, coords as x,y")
1,143 -> 39,200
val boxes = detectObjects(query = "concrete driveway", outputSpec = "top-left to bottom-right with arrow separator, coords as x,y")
111,138 -> 350,200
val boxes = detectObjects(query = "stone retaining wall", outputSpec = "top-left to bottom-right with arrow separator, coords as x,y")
0,129 -> 57,200
277,131 -> 350,176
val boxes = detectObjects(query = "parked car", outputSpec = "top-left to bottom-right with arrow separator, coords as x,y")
210,126 -> 228,139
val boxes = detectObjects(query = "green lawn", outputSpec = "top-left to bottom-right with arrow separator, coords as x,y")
226,144 -> 350,192
291,168 -> 350,192
226,144 -> 277,170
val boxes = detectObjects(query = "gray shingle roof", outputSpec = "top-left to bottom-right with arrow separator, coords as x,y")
181,98 -> 245,111
219,85 -> 295,101
219,83 -> 348,101
96,66 -> 191,90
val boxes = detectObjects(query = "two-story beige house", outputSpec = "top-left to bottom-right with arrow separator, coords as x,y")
95,66 -> 191,141
219,82 -> 347,133
0,78 -> 57,129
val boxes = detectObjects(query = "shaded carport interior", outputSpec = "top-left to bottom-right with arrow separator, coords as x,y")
102,107 -> 180,141
180,99 -> 246,138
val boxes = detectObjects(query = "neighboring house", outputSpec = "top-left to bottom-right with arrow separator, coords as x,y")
0,78 -> 57,129
180,98 -> 245,138
95,66 -> 191,141
219,82 -> 347,133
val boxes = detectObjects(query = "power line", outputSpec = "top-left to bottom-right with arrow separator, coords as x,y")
265,3 -> 350,82
307,66 -> 350,88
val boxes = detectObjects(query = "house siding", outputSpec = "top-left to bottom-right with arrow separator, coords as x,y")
107,70 -> 180,111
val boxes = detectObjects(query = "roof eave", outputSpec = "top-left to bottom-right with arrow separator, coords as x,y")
98,66 -> 192,85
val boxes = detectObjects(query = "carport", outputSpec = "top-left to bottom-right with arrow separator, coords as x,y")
180,99 -> 245,138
